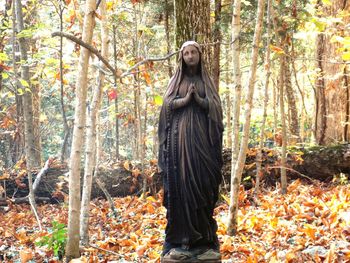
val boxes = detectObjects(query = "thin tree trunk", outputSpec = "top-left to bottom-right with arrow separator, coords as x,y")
15,0 -> 41,229
225,45 -> 232,148
212,0 -> 222,89
279,57 -> 288,194
255,0 -> 272,194
113,25 -> 119,159
80,0 -> 109,245
142,92 -> 147,196
227,0 -> 242,234
164,0 -> 173,78
65,0 -> 96,258
58,2 -> 70,163
271,4 -> 288,193
12,0 -> 23,165
284,53 -> 299,143
273,78 -> 278,143
227,0 -> 265,235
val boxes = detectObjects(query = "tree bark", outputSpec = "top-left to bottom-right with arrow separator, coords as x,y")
315,0 -> 350,144
225,45 -> 232,148
164,0 -> 173,78
174,0 -> 212,68
112,25 -> 119,160
227,0 -> 265,235
279,56 -> 288,194
80,0 -> 109,246
255,0 -> 272,194
15,0 -> 41,229
212,0 -> 222,89
284,53 -> 299,142
58,2 -> 70,163
65,0 -> 96,259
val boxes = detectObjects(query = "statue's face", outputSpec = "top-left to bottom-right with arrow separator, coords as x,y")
182,45 -> 200,67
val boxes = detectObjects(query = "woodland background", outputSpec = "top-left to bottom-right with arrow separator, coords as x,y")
0,0 -> 350,262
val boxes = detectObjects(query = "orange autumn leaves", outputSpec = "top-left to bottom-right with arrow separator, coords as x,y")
217,180 -> 350,262
1,180 -> 350,262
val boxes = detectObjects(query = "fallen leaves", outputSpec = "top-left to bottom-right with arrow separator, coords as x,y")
0,181 -> 350,262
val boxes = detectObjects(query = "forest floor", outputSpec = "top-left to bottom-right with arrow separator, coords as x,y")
0,179 -> 350,262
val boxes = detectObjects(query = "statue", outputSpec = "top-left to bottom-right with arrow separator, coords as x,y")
158,41 -> 224,262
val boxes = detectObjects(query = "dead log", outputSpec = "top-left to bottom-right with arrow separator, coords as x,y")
1,144 -> 349,204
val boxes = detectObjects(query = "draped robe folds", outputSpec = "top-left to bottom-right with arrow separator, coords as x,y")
158,65 -> 224,249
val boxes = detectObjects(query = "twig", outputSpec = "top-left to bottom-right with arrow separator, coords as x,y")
88,244 -> 121,256
267,165 -> 314,181
28,194 -> 42,230
93,175 -> 118,217
120,50 -> 178,77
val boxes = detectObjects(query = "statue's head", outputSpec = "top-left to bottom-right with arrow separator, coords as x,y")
180,41 -> 202,68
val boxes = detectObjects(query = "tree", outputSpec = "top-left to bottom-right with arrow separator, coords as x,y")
15,0 -> 41,228
80,0 -> 109,245
315,0 -> 350,144
227,0 -> 265,235
255,0 -> 272,194
212,0 -> 222,89
227,0 -> 242,234
65,0 -> 97,259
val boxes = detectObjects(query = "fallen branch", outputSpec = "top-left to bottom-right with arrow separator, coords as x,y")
267,166 -> 314,181
94,171 -> 117,217
88,244 -> 121,256
11,196 -> 51,204
33,158 -> 52,193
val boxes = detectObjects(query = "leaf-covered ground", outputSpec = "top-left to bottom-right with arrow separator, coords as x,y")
1,180 -> 350,262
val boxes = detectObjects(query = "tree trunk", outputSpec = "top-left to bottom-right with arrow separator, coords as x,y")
255,0 -> 272,194
58,2 -> 70,163
15,0 -> 41,229
227,0 -> 265,235
80,0 -> 109,245
284,53 -> 299,143
164,0 -> 173,78
271,3 -> 288,194
12,0 -> 24,166
227,0 -> 242,235
212,0 -> 222,89
174,0 -> 212,67
315,0 -> 350,144
225,46 -> 232,148
65,0 -> 96,259
112,25 -> 120,160
279,57 -> 288,194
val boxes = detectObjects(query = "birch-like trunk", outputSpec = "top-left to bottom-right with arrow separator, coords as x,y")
271,4 -> 288,194
65,0 -> 96,258
279,57 -> 288,194
255,0 -> 272,194
227,0 -> 242,234
112,26 -> 119,159
80,0 -> 108,245
15,0 -> 41,229
225,45 -> 232,148
227,0 -> 265,235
